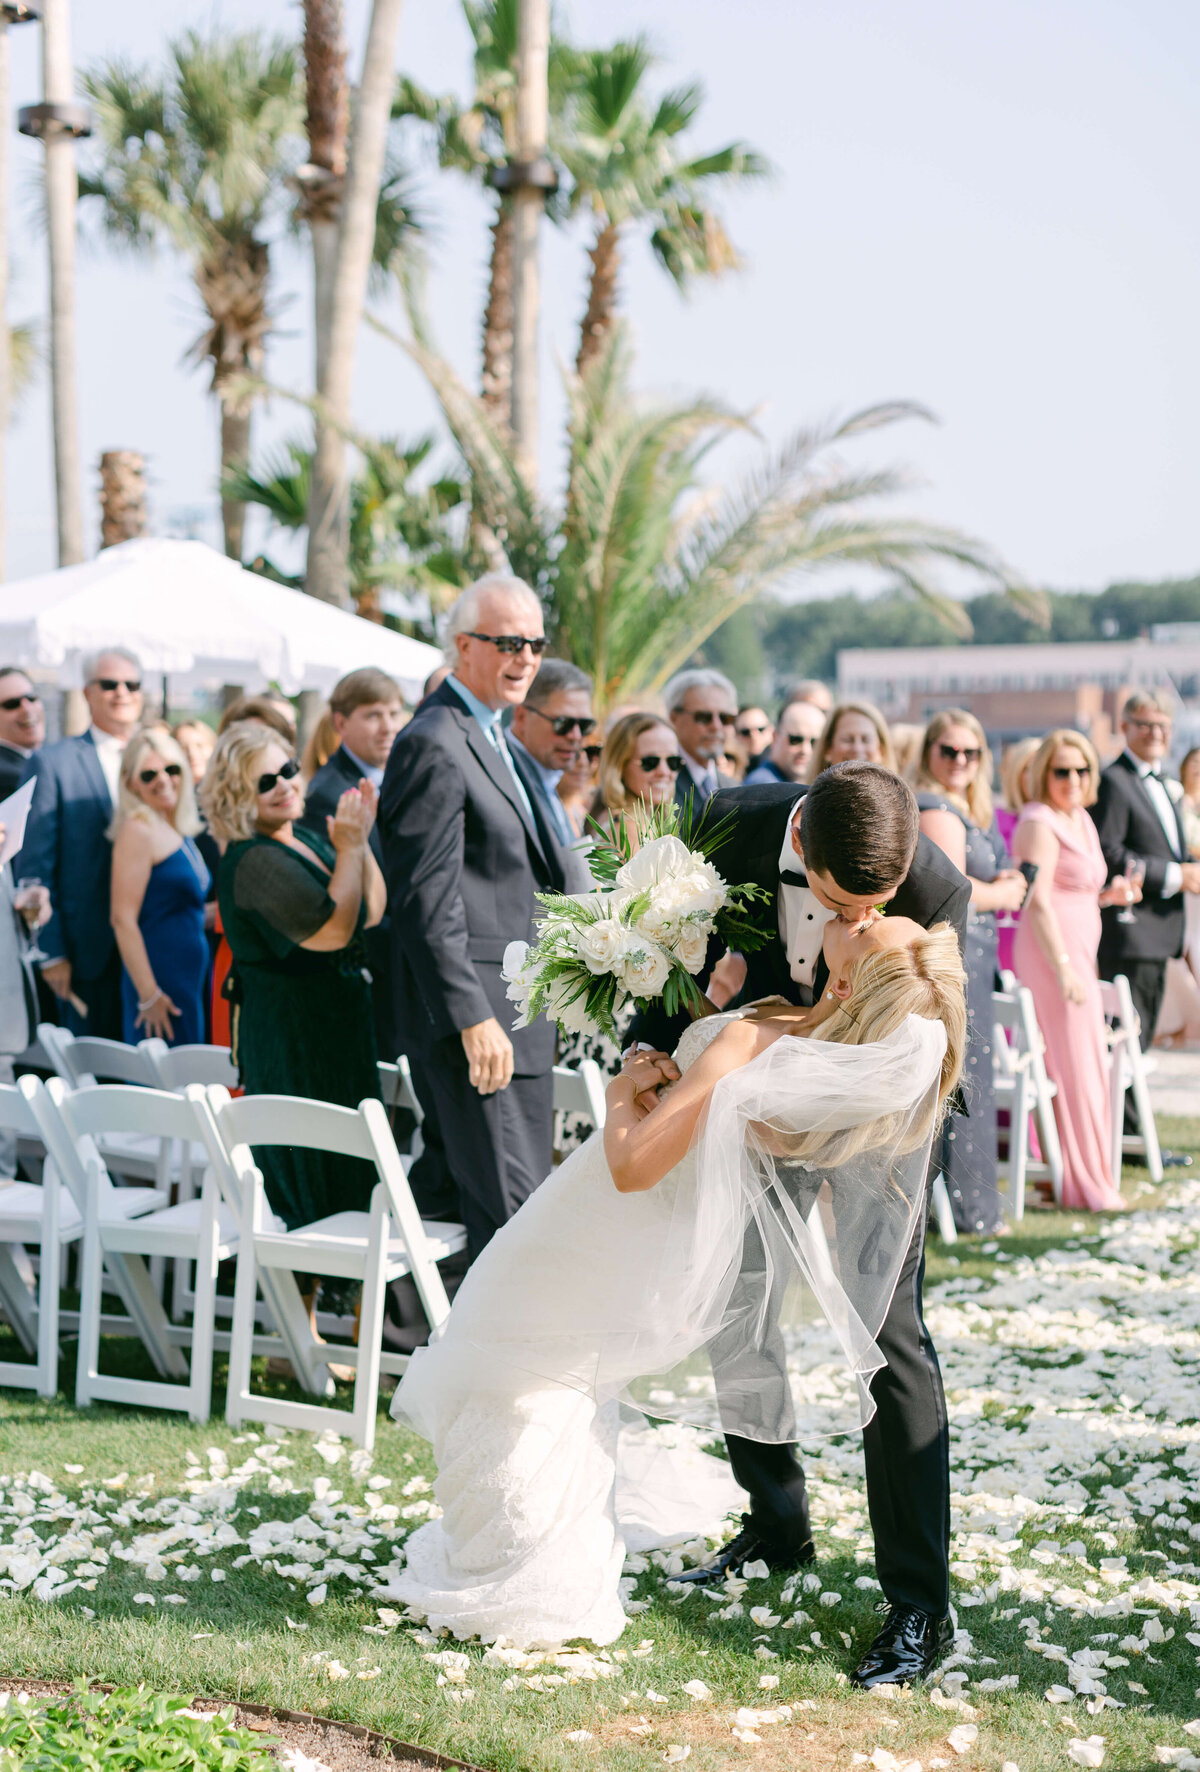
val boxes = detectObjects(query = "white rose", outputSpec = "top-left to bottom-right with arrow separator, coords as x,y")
614,935 -> 672,999
615,834 -> 695,894
545,978 -> 599,1036
672,922 -> 711,973
574,916 -> 629,975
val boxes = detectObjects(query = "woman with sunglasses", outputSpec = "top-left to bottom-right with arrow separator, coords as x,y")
596,713 -> 684,847
557,739 -> 603,838
199,723 -> 386,1233
1011,730 -> 1133,1211
915,709 -> 1027,1235
110,728 -> 211,1045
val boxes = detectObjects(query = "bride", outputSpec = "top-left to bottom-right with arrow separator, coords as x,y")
381,912 -> 966,1648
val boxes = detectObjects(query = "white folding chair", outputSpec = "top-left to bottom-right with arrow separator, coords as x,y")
377,1055 -> 425,1162
38,1024 -> 191,1189
0,1077 -> 87,1396
553,1059 -> 607,1158
997,971 -> 1064,1205
929,1173 -> 957,1243
206,1089 -> 467,1448
51,1080 -> 246,1420
142,1040 -> 239,1093
1101,974 -> 1164,1185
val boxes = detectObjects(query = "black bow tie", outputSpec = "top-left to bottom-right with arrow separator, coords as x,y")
779,868 -> 810,889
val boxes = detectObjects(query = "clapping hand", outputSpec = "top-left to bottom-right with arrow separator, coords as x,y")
327,781 -> 377,853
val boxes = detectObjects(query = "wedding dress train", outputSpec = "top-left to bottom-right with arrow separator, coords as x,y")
381,1008 -> 946,1647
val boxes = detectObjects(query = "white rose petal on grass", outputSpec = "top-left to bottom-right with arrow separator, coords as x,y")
1002,1764 -> 1021,1772
210,1569 -> 226,1583
664,1750 -> 691,1765
741,1559 -> 771,1581
565,1730 -> 594,1742
1067,1740 -> 1106,1769
1046,1686 -> 1075,1704
285,1618 -> 309,1631
947,1723 -> 978,1753
324,1662 -> 352,1682
682,1681 -> 712,1702
758,1674 -> 780,1690
133,1593 -> 155,1606
306,1584 -> 327,1606
749,1606 -> 781,1629
818,1591 -> 842,1608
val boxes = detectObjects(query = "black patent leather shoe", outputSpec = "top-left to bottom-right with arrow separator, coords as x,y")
850,1603 -> 954,1689
670,1517 -> 816,1587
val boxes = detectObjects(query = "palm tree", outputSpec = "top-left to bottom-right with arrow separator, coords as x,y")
390,321 -> 1046,707
393,0 -> 576,427
562,40 -> 770,378
81,32 -> 304,560
297,0 -> 348,393
226,433 -> 469,631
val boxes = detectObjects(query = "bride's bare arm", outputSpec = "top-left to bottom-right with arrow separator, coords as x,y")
604,1018 -> 769,1194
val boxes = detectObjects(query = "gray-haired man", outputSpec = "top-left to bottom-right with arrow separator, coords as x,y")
664,668 -> 738,814
509,658 -> 595,892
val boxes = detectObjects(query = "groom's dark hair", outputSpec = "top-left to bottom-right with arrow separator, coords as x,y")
801,762 -> 919,894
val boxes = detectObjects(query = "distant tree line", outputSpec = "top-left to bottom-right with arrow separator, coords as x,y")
696,572 -> 1200,702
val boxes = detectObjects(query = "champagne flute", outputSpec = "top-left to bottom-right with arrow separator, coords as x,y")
1116,856 -> 1145,925
15,876 -> 50,961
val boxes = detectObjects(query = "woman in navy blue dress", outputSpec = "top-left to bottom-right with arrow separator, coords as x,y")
110,728 -> 211,1047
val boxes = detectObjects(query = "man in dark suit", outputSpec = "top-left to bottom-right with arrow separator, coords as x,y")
1092,690 -> 1200,1075
380,575 -> 563,1261
0,667 -> 43,802
663,667 -> 738,815
632,764 -> 970,1690
300,666 -> 406,1061
21,649 -> 144,1038
508,657 -> 595,894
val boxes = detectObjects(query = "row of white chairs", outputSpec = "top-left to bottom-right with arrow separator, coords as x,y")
0,1027 -> 607,1447
930,969 -> 1161,1241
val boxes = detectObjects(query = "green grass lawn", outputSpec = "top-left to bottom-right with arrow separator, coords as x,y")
2,1123 -> 1200,1771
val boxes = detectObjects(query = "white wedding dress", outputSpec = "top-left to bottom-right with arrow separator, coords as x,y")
382,1008 -> 946,1648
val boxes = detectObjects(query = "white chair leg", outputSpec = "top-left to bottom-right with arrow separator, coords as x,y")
104,1252 -> 190,1380
1009,1076 -> 1029,1222
258,1268 -> 337,1398
187,1172 -> 220,1424
1129,1058 -> 1164,1183
931,1173 -> 957,1243
225,1174 -> 264,1429
1109,1043 -> 1127,1188
0,1244 -> 38,1355
76,1182 -> 104,1408
351,1185 -> 389,1450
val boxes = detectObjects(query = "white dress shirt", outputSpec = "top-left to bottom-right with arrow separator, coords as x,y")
776,798 -> 836,1004
681,751 -> 719,802
1125,749 -> 1183,896
88,725 -> 124,807
340,743 -> 385,789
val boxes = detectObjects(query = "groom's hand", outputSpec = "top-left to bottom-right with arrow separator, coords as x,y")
620,1048 -> 680,1114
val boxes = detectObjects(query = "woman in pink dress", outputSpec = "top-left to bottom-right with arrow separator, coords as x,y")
1012,729 -> 1137,1211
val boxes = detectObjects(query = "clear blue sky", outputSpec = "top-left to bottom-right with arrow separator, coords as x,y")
4,0 -> 1197,597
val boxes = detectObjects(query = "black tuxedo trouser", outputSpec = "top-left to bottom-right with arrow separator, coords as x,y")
719,1194 -> 950,1618
405,1032 -> 553,1263
65,949 -> 123,1042
1099,957 -> 1165,1136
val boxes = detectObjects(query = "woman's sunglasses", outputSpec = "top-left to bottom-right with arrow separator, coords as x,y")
937,742 -> 981,764
582,744 -> 603,763
257,757 -> 302,794
1051,765 -> 1091,780
528,705 -> 597,738
635,754 -> 683,773
139,764 -> 182,785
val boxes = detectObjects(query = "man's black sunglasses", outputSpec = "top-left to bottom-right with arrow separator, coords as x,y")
635,754 -> 683,772
91,678 -> 142,694
786,732 -> 816,746
528,705 -> 596,738
686,709 -> 736,727
257,757 -> 302,794
139,764 -> 183,784
0,692 -> 39,712
466,632 -> 547,656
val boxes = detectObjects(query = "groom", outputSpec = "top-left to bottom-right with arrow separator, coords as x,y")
630,762 -> 970,1689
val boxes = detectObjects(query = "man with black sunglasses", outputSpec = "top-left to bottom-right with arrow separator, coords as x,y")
665,668 -> 738,812
20,647 -> 144,1037
0,667 -> 44,800
381,575 -> 564,1267
509,658 -> 595,891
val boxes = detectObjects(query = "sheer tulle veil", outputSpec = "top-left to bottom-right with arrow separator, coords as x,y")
393,1011 -> 948,1453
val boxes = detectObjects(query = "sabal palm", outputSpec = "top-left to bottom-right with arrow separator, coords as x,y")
81,31 -> 304,560
563,40 -> 770,377
399,323 -> 1045,707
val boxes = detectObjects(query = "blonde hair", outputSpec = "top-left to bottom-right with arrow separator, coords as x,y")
600,711 -> 675,818
301,707 -> 339,779
1028,727 -> 1100,809
917,708 -> 994,829
795,923 -> 966,1166
198,721 -> 290,845
812,701 -> 896,779
111,727 -> 200,840
1000,736 -> 1040,812
888,722 -> 923,780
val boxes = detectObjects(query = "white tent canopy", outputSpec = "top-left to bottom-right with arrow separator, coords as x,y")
0,537 -> 443,700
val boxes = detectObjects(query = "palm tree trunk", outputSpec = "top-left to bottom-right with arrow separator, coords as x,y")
509,0 -> 550,490
301,1 -> 348,399
41,0 -> 84,565
575,220 -> 621,379
98,450 -> 146,548
220,400 -> 252,562
480,195 -> 513,427
305,0 -> 405,610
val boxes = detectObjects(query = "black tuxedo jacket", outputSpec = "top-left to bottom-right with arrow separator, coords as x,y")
1091,751 -> 1186,964
629,780 -> 971,1052
0,743 -> 28,804
509,741 -> 594,895
379,680 -> 560,1074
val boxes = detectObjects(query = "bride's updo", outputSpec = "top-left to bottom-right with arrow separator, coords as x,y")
816,921 -> 966,1117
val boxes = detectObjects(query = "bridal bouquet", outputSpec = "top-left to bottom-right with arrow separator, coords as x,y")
503,805 -> 771,1038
